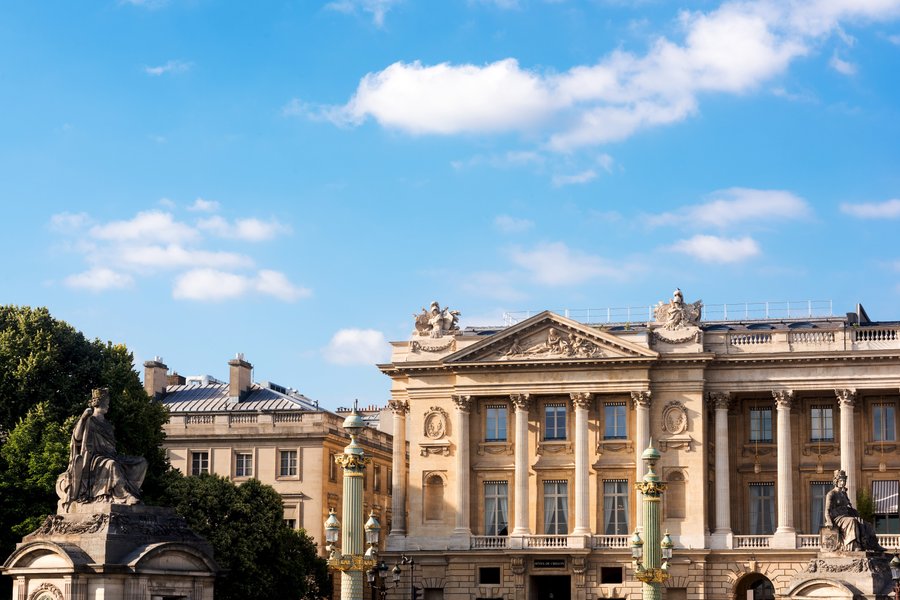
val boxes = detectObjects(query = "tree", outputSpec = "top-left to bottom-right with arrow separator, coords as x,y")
157,472 -> 329,600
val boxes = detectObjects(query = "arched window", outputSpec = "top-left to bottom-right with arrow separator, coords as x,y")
666,471 -> 686,519
424,474 -> 445,521
735,574 -> 775,600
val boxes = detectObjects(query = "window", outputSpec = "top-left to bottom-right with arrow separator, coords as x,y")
749,483 -> 775,534
810,481 -> 831,532
279,450 -> 297,477
374,465 -> 382,492
543,480 -> 568,534
603,480 -> 629,534
485,405 -> 508,442
424,474 -> 445,521
235,452 -> 253,478
810,406 -> 834,442
484,481 -> 509,536
873,480 -> 900,533
388,468 -> 393,495
604,403 -> 627,439
874,403 -> 896,442
544,404 -> 566,440
190,451 -> 209,476
329,452 -> 337,481
478,567 -> 501,585
600,567 -> 624,584
750,408 -> 773,443
666,472 -> 686,520
283,519 -> 296,529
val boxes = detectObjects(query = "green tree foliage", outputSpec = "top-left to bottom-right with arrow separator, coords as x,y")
158,472 -> 329,600
857,487 -> 876,524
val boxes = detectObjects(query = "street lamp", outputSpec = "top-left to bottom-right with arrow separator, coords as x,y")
890,554 -> 900,598
394,554 -> 417,600
631,440 -> 671,600
368,560 -> 390,600
325,402 -> 378,600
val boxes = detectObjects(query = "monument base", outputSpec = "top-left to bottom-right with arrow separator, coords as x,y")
787,552 -> 892,600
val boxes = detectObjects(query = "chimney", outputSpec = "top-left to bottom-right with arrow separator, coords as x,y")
168,372 -> 186,386
143,357 -> 169,399
228,353 -> 252,400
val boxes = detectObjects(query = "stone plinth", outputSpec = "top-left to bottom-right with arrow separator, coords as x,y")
787,552 -> 892,600
3,504 -> 218,600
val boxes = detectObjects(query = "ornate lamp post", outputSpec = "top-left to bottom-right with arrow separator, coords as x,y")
367,560 -> 389,600
392,555 -> 418,600
890,554 -> 900,598
325,403 -> 379,600
631,441 -> 672,600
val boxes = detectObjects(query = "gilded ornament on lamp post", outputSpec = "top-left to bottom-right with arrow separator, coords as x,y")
631,440 -> 674,600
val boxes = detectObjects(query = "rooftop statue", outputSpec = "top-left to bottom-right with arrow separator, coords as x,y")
825,469 -> 884,552
653,288 -> 702,330
413,301 -> 460,338
56,388 -> 148,511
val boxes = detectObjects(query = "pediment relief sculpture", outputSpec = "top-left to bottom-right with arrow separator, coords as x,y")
653,288 -> 702,331
501,328 -> 605,360
413,301 -> 460,339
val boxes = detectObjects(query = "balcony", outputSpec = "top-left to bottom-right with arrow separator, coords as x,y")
471,536 -> 509,549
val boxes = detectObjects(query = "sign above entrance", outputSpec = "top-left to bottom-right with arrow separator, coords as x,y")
534,559 -> 566,569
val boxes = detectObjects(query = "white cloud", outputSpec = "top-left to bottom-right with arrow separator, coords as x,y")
494,215 -> 534,234
829,52 -> 858,75
319,0 -> 900,150
324,329 -> 390,365
144,59 -> 192,76
115,244 -> 254,271
50,212 -> 90,232
325,0 -> 402,27
669,234 -> 761,263
597,153 -> 615,173
64,268 -> 134,291
451,150 -> 544,170
188,198 -> 220,212
509,242 -> 619,285
172,268 -> 310,302
197,216 -> 290,241
90,210 -> 198,244
840,198 -> 900,218
647,188 -> 811,229
552,169 -> 598,187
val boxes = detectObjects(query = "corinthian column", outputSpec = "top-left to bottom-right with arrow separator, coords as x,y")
511,393 -> 532,536
571,392 -> 593,535
631,390 -> 652,532
836,389 -> 857,504
452,394 -> 473,539
773,390 -> 796,544
387,399 -> 409,542
708,392 -> 733,542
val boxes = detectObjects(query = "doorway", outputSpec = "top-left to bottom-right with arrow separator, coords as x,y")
532,575 -> 570,600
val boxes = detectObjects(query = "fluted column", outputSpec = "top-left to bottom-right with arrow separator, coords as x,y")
836,389 -> 857,503
388,399 -> 409,540
631,390 -> 652,532
709,392 -> 733,538
773,390 -> 795,539
452,394 -> 473,537
511,393 -> 532,536
571,392 -> 593,535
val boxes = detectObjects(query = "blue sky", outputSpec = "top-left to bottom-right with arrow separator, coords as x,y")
2,0 -> 900,409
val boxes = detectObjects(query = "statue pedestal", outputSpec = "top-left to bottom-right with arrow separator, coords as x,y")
2,504 -> 218,600
788,552 -> 892,599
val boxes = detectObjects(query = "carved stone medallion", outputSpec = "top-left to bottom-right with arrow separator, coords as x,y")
662,401 -> 688,434
423,407 -> 449,440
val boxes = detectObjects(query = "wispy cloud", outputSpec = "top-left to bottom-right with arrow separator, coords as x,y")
646,188 -> 811,229
188,198 -> 220,212
197,216 -> 290,241
829,52 -> 857,76
840,199 -> 900,219
172,268 -> 310,302
50,212 -> 91,233
552,169 -> 597,187
494,214 -> 534,234
114,244 -> 253,271
144,59 -> 192,76
509,242 -> 620,285
450,150 -> 544,170
669,234 -> 761,263
323,329 -> 390,365
64,267 -> 134,292
325,0 -> 402,27
90,210 -> 197,243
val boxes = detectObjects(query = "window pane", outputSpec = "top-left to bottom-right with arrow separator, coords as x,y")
191,451 -> 209,476
280,450 -> 297,477
603,480 -> 628,534
543,481 -> 568,534
810,482 -> 830,532
749,484 -> 774,534
544,405 -> 566,440
750,409 -> 772,443
486,406 -> 507,441
811,407 -> 834,442
874,404 -> 896,442
604,404 -> 626,439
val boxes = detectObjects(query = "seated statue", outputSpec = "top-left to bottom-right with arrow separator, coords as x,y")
824,469 -> 883,552
56,388 -> 148,511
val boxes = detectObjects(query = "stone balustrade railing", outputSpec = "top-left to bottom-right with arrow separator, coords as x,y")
471,536 -> 509,549
592,535 -> 630,549
734,535 -> 771,548
797,535 -> 819,548
525,535 -> 569,548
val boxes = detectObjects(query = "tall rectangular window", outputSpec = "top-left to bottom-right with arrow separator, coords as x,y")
604,403 -> 627,439
603,480 -> 629,534
329,452 -> 337,482
235,452 -> 253,478
374,465 -> 382,492
190,451 -> 209,476
544,404 -> 566,440
749,483 -> 775,534
279,450 -> 297,477
810,482 -> 831,532
874,404 -> 897,442
387,468 -> 393,495
485,405 -> 508,442
484,481 -> 509,536
750,408 -> 773,443
543,481 -> 568,534
810,406 -> 834,442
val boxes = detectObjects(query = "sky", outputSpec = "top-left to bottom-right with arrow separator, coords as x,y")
1,0 -> 900,410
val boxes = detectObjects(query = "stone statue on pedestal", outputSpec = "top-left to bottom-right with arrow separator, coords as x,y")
825,469 -> 884,552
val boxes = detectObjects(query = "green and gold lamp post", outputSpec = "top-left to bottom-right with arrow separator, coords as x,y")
631,440 -> 673,600
325,402 -> 379,600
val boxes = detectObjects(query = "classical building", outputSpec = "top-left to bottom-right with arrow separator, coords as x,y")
143,355 -> 395,556
379,295 -> 900,600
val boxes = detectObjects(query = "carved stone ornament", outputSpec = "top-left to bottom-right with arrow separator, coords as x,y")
413,301 -> 460,339
652,288 -> 702,331
420,445 -> 450,457
835,388 -> 857,407
805,557 -> 888,575
707,391 -> 732,411
570,392 -> 593,410
631,391 -> 652,409
388,399 -> 410,415
772,389 -> 795,409
452,395 -> 473,412
510,393 -> 531,410
501,328 -> 604,360
410,338 -> 456,353
28,583 -> 64,600
423,407 -> 449,440
661,401 -> 688,434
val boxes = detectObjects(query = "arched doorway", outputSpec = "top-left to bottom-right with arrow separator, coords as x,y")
735,574 -> 775,600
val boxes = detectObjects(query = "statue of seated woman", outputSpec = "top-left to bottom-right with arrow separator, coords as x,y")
56,388 -> 148,511
824,469 -> 883,552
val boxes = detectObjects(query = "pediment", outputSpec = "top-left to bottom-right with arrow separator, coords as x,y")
445,311 -> 658,364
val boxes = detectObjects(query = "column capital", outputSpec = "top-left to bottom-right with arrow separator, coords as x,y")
510,393 -> 531,410
388,399 -> 409,415
772,389 -> 794,409
835,388 -> 857,407
452,394 -> 473,412
707,391 -> 732,410
631,390 -> 652,409
570,392 -> 593,410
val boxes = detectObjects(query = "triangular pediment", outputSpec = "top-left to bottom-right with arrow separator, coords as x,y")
445,311 -> 658,364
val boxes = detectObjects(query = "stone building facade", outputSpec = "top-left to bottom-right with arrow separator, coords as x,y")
379,295 -> 900,600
